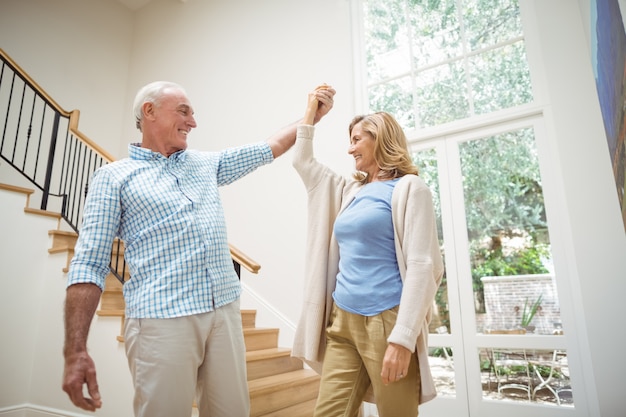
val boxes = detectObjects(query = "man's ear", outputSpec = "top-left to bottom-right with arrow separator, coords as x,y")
142,101 -> 155,121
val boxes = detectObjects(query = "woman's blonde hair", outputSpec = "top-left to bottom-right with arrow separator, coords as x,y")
349,112 -> 418,184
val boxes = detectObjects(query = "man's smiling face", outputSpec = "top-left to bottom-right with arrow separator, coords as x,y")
147,87 -> 197,157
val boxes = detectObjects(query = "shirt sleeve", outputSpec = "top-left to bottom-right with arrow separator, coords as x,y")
67,167 -> 122,290
216,141 -> 274,186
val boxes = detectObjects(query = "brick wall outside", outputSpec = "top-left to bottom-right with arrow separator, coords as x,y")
478,274 -> 562,334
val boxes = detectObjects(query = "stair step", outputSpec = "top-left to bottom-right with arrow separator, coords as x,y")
241,309 -> 257,328
246,347 -> 303,380
48,230 -> 78,248
0,183 -> 34,195
100,290 -> 125,311
244,327 -> 279,351
24,207 -> 61,219
97,309 -> 125,317
260,398 -> 317,417
249,369 -> 320,417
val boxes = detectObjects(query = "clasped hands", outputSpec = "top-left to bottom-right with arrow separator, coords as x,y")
303,84 -> 336,125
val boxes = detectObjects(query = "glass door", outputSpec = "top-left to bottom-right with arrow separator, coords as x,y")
413,116 -> 581,417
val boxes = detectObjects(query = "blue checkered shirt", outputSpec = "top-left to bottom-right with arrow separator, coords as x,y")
67,142 -> 274,318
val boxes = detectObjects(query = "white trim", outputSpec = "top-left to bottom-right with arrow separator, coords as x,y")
0,404 -> 92,417
240,281 -> 297,348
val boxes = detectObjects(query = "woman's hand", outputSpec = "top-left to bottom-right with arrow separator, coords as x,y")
381,342 -> 412,385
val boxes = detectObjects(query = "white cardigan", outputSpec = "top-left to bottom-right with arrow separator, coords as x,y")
291,125 -> 445,404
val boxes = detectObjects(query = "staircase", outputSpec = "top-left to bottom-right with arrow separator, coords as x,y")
3,182 -> 320,417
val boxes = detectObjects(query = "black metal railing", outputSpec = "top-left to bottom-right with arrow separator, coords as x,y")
0,48 -> 127,282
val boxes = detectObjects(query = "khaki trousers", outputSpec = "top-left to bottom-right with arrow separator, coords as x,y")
314,304 -> 420,417
124,299 -> 249,417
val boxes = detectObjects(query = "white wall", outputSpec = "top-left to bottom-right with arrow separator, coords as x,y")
0,188 -> 134,417
522,1 -> 626,415
0,191 -> 52,408
1,0 -> 625,416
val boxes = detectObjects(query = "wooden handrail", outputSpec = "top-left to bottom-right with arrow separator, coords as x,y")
67,110 -> 116,162
229,244 -> 261,274
0,48 -> 70,117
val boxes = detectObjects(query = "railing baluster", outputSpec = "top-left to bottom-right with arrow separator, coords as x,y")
33,100 -> 46,182
12,81 -> 26,164
41,112 -> 60,211
2,73 -> 16,158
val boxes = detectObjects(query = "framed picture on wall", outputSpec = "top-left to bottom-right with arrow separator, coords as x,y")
591,0 -> 626,231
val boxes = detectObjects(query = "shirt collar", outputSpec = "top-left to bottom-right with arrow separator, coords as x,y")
128,143 -> 187,162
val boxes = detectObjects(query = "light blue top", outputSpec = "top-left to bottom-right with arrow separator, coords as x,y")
67,142 -> 274,318
332,178 -> 402,316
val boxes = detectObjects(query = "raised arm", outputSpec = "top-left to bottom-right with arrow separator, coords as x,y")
267,85 -> 335,158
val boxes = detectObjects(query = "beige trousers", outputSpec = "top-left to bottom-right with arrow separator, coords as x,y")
314,304 -> 421,417
124,299 -> 249,417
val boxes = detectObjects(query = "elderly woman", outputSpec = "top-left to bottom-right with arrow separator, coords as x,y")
292,86 -> 444,417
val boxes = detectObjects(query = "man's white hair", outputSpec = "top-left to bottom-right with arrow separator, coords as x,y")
133,81 -> 186,131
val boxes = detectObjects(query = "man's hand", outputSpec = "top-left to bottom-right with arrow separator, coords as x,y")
62,351 -> 102,411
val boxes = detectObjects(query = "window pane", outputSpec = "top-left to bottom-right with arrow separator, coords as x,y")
479,348 -> 574,406
416,61 -> 470,128
463,0 -> 523,51
364,0 -> 409,82
408,0 -> 462,68
470,42 -> 533,115
430,346 -> 456,397
369,77 -> 415,130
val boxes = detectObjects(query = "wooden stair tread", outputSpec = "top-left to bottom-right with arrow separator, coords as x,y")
96,309 -> 125,317
48,229 -> 78,237
260,398 -> 317,417
248,368 -> 319,393
24,207 -> 61,218
244,327 -> 279,335
48,245 -> 75,254
249,369 -> 320,417
246,347 -> 293,362
0,183 -> 34,195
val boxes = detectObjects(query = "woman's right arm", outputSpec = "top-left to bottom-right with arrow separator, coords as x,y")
293,85 -> 341,190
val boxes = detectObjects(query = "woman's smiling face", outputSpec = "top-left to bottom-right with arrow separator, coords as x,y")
348,121 -> 379,180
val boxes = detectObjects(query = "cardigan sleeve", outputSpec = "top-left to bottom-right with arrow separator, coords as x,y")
388,175 -> 444,351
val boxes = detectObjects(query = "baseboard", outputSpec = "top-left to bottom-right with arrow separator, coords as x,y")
0,404 -> 92,417
240,282 -> 297,347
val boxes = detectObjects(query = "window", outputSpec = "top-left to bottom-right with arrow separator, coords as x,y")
363,0 -> 533,131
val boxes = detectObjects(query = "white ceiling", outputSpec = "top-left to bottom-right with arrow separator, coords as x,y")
114,0 -> 186,11
114,0 -> 153,10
